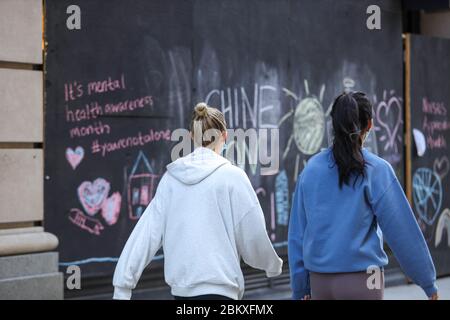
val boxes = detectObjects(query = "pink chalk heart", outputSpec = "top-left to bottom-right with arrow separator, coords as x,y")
101,192 -> 122,226
77,178 -> 110,216
66,146 -> 84,170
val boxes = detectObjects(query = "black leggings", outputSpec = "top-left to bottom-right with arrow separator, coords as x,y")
173,294 -> 233,300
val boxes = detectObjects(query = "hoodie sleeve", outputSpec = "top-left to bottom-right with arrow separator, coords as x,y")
112,178 -> 166,300
234,204 -> 283,277
372,165 -> 437,298
232,169 -> 283,277
288,176 -> 310,300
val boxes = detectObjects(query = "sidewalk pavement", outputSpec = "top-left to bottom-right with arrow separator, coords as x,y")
243,277 -> 450,300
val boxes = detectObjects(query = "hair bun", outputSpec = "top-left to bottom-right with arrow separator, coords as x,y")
194,102 -> 208,117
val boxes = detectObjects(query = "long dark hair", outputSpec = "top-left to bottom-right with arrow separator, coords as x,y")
330,91 -> 373,188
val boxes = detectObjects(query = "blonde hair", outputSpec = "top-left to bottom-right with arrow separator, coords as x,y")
190,102 -> 227,147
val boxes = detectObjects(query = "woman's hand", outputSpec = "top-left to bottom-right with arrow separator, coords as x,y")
429,292 -> 439,300
301,295 -> 311,300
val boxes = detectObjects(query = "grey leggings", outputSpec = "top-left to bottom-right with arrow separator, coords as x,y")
310,271 -> 384,300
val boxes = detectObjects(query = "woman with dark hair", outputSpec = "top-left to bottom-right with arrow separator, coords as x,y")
288,92 -> 438,300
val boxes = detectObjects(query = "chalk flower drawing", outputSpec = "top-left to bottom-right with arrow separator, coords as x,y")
412,168 -> 442,226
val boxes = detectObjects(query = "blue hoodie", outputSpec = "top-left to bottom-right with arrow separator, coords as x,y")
288,148 -> 437,299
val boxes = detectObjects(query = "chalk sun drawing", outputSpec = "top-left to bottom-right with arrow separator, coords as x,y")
435,209 -> 450,247
77,178 -> 111,216
280,80 -> 325,158
412,168 -> 442,226
66,146 -> 84,169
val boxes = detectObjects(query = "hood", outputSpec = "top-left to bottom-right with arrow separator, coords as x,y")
166,147 -> 229,185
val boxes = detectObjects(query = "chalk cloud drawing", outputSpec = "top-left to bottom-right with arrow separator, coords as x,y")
101,192 -> 122,226
435,209 -> 450,247
127,151 -> 160,220
373,90 -> 403,164
280,80 -> 325,157
77,178 -> 110,216
433,156 -> 449,180
66,146 -> 84,169
413,129 -> 426,157
412,168 -> 442,226
275,170 -> 289,226
68,208 -> 105,236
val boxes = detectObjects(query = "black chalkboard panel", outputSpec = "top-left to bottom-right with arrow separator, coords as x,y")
45,0 -> 404,281
44,0 -> 193,277
409,34 -> 450,276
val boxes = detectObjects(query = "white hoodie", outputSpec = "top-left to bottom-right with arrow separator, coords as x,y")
113,147 -> 283,300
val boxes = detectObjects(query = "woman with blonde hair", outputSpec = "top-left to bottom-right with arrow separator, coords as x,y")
113,102 -> 282,300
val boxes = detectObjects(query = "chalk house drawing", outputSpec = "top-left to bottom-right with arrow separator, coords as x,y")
413,168 -> 443,226
127,151 -> 160,220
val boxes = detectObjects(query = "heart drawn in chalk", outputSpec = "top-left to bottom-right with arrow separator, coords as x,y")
376,97 -> 402,152
77,178 -> 110,216
434,157 -> 450,180
101,192 -> 122,226
66,146 -> 84,170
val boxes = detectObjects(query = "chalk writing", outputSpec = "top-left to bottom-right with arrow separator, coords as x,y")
423,97 -> 447,116
205,84 -> 279,129
421,98 -> 450,150
91,129 -> 171,157
69,121 -> 111,138
65,95 -> 154,123
66,146 -> 84,169
64,74 -> 126,102
413,168 -> 442,226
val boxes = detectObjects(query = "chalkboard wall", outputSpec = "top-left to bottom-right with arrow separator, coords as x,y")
45,0 -> 404,279
409,34 -> 450,276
